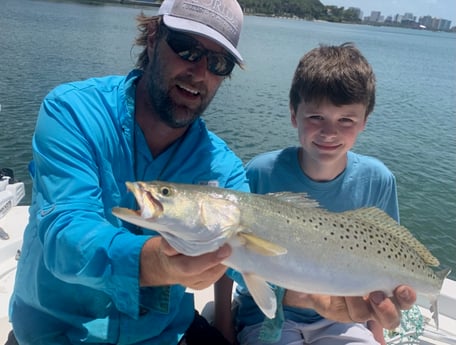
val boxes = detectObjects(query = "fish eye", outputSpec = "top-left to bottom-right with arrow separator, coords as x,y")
160,187 -> 171,196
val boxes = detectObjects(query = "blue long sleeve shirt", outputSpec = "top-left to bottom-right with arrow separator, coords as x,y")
10,70 -> 248,344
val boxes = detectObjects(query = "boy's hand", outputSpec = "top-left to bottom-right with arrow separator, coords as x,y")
283,286 -> 416,329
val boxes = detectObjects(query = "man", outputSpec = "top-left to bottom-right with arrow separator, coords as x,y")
9,0 -> 247,344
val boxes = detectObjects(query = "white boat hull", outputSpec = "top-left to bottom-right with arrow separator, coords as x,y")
0,206 -> 29,343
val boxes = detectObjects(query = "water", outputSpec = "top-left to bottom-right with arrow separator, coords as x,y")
1,0 -> 455,279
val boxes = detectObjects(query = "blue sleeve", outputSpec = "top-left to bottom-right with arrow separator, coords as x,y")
30,91 -> 146,317
224,157 -> 250,193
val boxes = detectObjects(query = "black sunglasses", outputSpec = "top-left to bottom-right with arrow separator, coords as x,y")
163,26 -> 236,77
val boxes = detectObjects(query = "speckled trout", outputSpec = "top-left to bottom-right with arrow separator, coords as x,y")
112,181 -> 450,328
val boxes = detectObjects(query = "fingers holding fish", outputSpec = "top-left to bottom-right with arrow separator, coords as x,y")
368,286 -> 416,330
368,291 -> 401,330
313,295 -> 371,323
283,291 -> 397,326
283,291 -> 358,323
345,296 -> 373,322
392,285 -> 416,310
165,244 -> 232,290
139,237 -> 232,289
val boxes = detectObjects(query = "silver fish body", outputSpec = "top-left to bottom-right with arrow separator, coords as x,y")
112,181 -> 450,327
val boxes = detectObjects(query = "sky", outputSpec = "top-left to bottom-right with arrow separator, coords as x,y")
321,0 -> 456,25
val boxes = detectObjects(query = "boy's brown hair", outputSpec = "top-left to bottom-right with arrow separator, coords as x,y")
289,42 -> 376,118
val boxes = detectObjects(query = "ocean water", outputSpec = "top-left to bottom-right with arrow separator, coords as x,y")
1,0 -> 455,279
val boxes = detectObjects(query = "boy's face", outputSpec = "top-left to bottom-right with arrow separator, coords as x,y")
291,99 -> 367,167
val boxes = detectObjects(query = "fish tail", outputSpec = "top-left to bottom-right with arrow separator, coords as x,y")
430,267 -> 451,329
435,267 -> 451,286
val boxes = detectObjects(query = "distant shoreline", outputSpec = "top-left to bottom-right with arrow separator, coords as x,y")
41,0 -> 160,8
37,0 -> 455,33
119,0 -> 160,7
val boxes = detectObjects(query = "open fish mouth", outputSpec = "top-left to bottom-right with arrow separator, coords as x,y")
125,182 -> 163,219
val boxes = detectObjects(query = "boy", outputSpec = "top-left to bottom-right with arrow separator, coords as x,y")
232,43 -> 395,344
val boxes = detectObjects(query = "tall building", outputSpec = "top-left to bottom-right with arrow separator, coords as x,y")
369,11 -> 381,22
419,16 -> 452,30
403,12 -> 415,21
438,19 -> 452,31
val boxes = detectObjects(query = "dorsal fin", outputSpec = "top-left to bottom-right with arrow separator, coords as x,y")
265,192 -> 320,209
344,207 -> 440,266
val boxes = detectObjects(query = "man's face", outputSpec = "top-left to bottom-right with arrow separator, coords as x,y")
144,28 -> 227,128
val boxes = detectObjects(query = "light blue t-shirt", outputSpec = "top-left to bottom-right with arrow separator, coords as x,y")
10,70 -> 248,345
231,146 -> 399,328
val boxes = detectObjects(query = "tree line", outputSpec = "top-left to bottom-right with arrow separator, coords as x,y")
238,0 -> 362,23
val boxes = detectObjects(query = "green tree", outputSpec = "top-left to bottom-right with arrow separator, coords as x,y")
238,0 -> 326,19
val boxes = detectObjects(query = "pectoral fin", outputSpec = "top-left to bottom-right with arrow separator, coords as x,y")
238,232 -> 287,256
243,273 -> 277,319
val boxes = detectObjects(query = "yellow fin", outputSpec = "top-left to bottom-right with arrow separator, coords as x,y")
344,207 -> 440,267
238,232 -> 287,256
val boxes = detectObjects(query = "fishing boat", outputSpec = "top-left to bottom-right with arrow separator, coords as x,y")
0,171 -> 455,344
0,169 -> 26,343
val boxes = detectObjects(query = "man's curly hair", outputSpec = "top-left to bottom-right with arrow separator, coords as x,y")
134,13 -> 162,70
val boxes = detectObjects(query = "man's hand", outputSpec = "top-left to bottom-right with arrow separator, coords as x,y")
140,237 -> 232,290
283,286 -> 416,330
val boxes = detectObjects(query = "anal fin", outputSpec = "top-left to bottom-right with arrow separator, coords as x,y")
243,272 -> 277,319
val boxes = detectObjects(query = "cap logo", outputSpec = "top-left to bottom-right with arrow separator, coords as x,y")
170,0 -> 241,46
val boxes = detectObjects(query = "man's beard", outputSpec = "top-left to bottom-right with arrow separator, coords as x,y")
145,48 -> 212,129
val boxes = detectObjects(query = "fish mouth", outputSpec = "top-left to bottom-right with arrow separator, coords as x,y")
126,182 -> 163,219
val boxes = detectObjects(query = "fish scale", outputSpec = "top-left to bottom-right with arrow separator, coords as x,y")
112,180 -> 451,328
234,194 -> 431,276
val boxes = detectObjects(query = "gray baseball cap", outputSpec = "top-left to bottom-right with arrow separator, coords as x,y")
158,0 -> 244,65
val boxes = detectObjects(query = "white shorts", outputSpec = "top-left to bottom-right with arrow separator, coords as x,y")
237,318 -> 379,345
